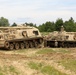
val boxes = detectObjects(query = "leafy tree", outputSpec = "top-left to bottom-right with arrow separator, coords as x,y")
25,22 -> 37,27
64,17 -> 76,32
38,17 -> 76,32
38,23 -> 45,32
0,17 -> 9,27
44,21 -> 55,32
55,18 -> 63,31
38,21 -> 55,32
11,22 -> 17,26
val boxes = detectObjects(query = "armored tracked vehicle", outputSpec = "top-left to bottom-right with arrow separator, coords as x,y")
44,26 -> 76,48
0,24 -> 43,50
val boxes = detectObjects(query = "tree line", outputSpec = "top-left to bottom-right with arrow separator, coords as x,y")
38,17 -> 76,32
0,17 -> 76,32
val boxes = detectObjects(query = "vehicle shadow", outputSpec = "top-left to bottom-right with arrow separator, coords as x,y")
0,48 -> 13,51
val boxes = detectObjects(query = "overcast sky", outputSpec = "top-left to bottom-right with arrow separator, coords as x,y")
0,0 -> 76,25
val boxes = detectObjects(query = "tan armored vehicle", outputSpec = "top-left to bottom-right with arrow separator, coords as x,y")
44,26 -> 76,47
0,24 -> 43,50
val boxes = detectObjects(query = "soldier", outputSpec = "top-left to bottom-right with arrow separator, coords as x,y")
55,40 -> 58,47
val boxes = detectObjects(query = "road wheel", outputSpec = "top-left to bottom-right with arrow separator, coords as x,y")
9,43 -> 14,50
39,39 -> 43,44
34,41 -> 38,48
4,41 -> 9,49
20,43 -> 25,49
29,42 -> 34,48
67,43 -> 70,48
25,42 -> 29,49
15,43 -> 19,50
64,43 -> 68,48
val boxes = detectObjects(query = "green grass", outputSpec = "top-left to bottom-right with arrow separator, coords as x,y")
36,48 -> 55,54
0,70 -> 4,75
28,61 -> 43,70
28,61 -> 68,75
59,59 -> 76,73
9,65 -> 19,75
0,67 -> 4,75
0,73 -> 4,75
0,65 -> 20,75
54,48 -> 70,53
41,66 -> 67,75
36,48 -> 70,54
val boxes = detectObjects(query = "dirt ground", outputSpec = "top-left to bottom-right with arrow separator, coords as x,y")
0,48 -> 76,75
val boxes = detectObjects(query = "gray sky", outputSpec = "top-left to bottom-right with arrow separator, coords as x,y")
0,0 -> 76,25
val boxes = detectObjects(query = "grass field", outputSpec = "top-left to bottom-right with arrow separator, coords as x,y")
0,48 -> 76,75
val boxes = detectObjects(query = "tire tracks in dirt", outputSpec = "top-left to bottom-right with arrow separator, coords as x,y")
0,51 -> 76,75
0,48 -> 76,75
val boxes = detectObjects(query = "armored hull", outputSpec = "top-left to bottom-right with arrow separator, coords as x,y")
44,26 -> 76,48
0,25 -> 43,50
